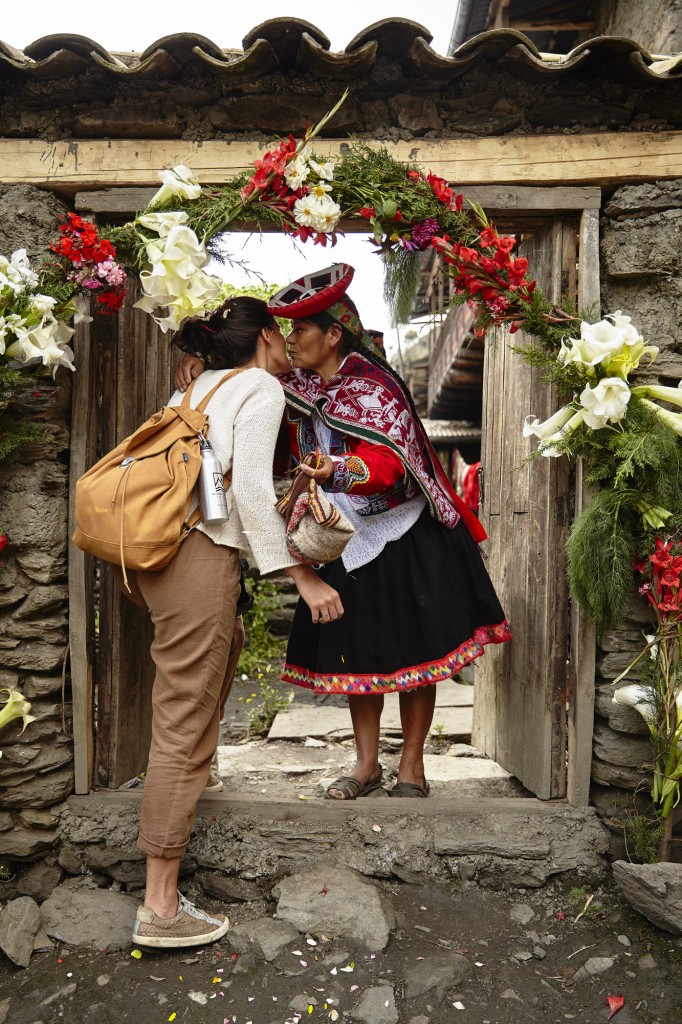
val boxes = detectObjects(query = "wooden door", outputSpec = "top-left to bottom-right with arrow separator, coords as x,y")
472,217 -> 577,799
69,280 -> 181,791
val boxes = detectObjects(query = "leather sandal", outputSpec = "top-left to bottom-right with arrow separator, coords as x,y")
325,769 -> 384,800
389,780 -> 430,798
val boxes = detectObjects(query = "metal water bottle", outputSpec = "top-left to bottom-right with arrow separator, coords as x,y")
198,435 -> 229,524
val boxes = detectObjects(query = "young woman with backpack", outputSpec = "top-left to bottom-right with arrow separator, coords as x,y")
130,296 -> 343,949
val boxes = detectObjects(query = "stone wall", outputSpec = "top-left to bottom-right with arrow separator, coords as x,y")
0,185 -> 73,862
597,0 -> 682,55
592,177 -> 682,859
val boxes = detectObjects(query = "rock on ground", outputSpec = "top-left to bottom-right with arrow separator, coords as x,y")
0,896 -> 41,968
613,860 -> 682,935
40,881 -> 138,951
573,956 -> 616,982
351,984 -> 399,1024
273,861 -> 394,951
227,917 -> 300,961
404,950 -> 470,1001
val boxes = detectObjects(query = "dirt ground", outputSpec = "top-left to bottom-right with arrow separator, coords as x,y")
0,873 -> 680,1024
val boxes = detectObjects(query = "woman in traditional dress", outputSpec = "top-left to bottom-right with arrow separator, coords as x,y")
267,264 -> 511,799
176,265 -> 511,800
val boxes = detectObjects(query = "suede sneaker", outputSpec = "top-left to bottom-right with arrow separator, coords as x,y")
204,770 -> 223,793
133,892 -> 230,948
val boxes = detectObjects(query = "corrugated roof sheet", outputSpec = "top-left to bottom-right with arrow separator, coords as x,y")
424,420 -> 482,442
0,23 -> 680,83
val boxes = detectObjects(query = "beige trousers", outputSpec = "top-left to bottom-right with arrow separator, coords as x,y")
125,530 -> 242,859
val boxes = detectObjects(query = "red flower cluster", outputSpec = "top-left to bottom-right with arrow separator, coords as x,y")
431,225 -> 535,333
241,136 -> 297,200
639,538 -> 682,615
51,213 -> 126,315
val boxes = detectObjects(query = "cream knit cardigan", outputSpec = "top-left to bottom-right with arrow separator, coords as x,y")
168,367 -> 295,576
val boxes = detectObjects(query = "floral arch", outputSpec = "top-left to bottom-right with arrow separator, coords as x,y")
1,94 -> 682,836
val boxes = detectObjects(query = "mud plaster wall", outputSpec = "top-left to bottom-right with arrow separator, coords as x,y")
1,60 -> 681,143
591,177 -> 682,859
0,185 -> 74,860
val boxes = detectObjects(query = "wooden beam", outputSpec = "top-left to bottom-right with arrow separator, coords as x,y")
68,316 -> 97,795
567,206 -> 600,808
2,133 -> 682,192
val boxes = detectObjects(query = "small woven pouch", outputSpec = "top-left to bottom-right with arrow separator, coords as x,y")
275,453 -> 355,564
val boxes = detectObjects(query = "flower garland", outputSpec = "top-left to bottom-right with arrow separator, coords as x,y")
2,93 -> 682,638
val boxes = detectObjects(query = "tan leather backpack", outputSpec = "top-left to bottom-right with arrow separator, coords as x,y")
72,369 -> 242,589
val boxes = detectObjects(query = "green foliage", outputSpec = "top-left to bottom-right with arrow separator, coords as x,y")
236,578 -> 286,678
551,396 -> 682,632
246,681 -> 290,737
0,365 -> 48,465
567,488 -> 640,633
382,248 -> 421,327
625,812 -> 664,864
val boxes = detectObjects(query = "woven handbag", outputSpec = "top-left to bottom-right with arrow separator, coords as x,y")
275,456 -> 354,565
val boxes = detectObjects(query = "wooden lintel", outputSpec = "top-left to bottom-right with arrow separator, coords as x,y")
2,132 -> 681,192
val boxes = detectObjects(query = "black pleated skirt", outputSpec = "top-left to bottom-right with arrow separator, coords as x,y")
282,509 -> 511,695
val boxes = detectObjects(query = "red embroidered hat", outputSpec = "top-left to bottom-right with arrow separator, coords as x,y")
266,263 -> 354,319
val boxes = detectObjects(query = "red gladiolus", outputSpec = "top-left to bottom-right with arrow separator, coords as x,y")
407,170 -> 422,181
0,536 -> 7,553
427,172 -> 454,205
480,227 -> 499,248
358,207 -> 376,219
455,194 -> 464,212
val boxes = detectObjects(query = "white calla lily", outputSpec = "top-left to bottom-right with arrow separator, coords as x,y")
5,315 -> 75,374
632,384 -> 682,409
149,164 -> 202,208
0,688 -> 36,734
638,398 -> 682,437
134,221 -> 221,332
137,211 -> 190,237
579,377 -> 631,429
613,684 -> 658,732
523,405 -> 587,454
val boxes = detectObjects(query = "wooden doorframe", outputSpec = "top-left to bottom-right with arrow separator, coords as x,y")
67,180 -> 601,796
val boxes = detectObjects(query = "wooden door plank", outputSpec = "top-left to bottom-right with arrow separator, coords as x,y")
4,132 -> 682,188
567,207 -> 600,806
68,316 -> 98,794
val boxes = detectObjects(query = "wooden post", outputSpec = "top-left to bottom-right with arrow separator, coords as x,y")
567,206 -> 600,806
68,315 -> 98,794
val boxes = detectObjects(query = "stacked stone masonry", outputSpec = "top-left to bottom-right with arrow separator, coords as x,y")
0,186 -> 73,861
594,177 -> 682,860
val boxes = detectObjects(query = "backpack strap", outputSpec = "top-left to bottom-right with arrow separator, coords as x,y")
195,367 -> 248,413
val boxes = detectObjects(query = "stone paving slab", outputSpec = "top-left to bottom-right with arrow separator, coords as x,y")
268,704 -> 473,740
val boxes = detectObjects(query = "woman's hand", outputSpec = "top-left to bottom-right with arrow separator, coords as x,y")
286,564 -> 344,623
299,453 -> 334,483
174,354 -> 205,392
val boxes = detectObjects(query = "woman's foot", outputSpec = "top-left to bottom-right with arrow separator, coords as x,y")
133,892 -> 229,948
325,764 -> 383,800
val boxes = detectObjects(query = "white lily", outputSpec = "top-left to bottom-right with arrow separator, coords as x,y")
0,313 -> 25,356
632,384 -> 682,409
0,688 -> 36,734
558,319 -> 627,373
5,315 -> 75,374
578,376 -> 631,429
137,210 -> 191,237
613,683 -> 658,733
638,398 -> 682,437
149,164 -> 202,208
70,294 -> 94,326
29,293 -> 58,317
523,403 -> 577,440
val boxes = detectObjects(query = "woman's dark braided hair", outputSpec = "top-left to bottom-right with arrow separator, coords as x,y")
303,296 -> 424,427
173,296 -> 275,369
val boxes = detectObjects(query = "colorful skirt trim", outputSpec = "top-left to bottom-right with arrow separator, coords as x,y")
283,509 -> 511,697
283,619 -> 512,695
